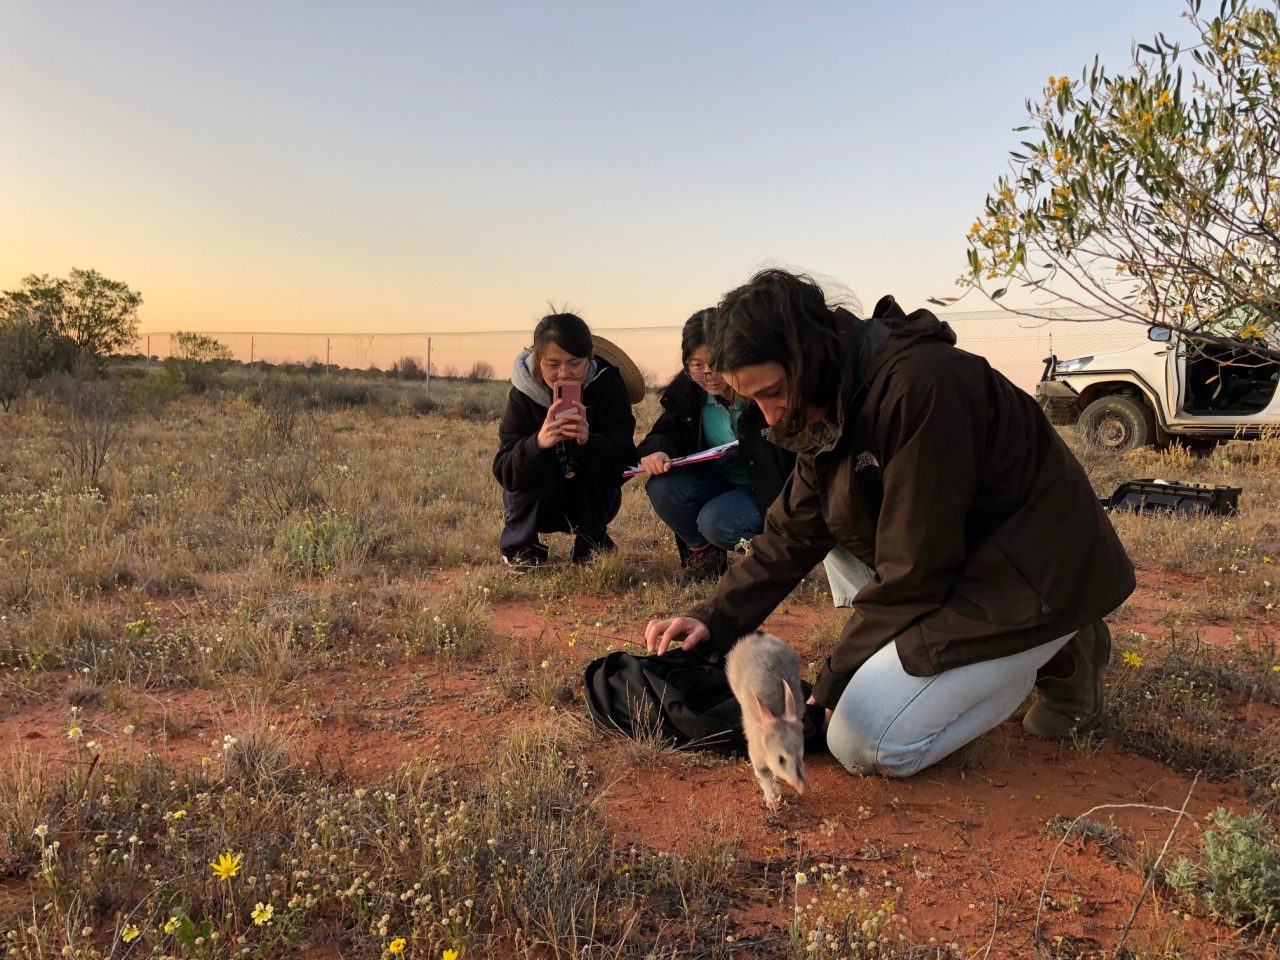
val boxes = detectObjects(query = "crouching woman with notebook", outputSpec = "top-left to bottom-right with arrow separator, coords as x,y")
635,310 -> 793,582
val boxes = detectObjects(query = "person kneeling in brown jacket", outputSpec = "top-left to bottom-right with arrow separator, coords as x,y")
644,269 -> 1134,778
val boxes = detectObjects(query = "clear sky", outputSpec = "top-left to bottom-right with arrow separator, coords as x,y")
1,0 -> 1185,337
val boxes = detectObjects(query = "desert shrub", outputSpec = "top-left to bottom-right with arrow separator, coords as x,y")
273,508 -> 372,577
130,369 -> 184,419
396,581 -> 492,658
407,393 -> 439,416
390,356 -> 428,380
454,393 -> 505,421
45,373 -> 132,487
163,331 -> 232,393
312,378 -> 378,408
1165,807 -> 1280,931
239,404 -> 328,520
0,315 -> 60,411
465,359 -> 494,382
250,375 -> 310,442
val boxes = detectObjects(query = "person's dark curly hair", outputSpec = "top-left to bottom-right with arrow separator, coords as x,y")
708,269 -> 846,435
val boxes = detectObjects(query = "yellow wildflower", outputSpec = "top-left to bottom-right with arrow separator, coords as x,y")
251,902 -> 274,926
388,939 -> 407,955
442,949 -> 458,960
67,726 -> 83,740
209,851 -> 243,880
1122,651 -> 1144,668
121,924 -> 141,943
163,916 -> 180,934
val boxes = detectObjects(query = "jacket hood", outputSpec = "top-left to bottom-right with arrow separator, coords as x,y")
765,299 -> 955,455
510,347 -> 603,407
875,301 -> 957,362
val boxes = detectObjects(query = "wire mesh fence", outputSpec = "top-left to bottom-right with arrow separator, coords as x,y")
131,307 -> 1148,394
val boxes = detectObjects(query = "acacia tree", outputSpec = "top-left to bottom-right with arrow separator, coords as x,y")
959,0 -> 1279,358
0,317 -> 54,411
164,331 -> 233,392
0,268 -> 142,361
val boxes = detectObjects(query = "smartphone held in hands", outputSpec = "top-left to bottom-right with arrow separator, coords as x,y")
554,381 -> 582,406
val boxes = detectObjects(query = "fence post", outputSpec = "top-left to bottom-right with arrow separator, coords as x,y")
250,336 -> 255,365
326,337 -> 331,370
426,337 -> 431,399
146,335 -> 151,366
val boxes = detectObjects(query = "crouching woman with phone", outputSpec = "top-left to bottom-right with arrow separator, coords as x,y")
493,312 -> 638,568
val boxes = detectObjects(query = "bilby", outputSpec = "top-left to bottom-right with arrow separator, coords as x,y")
725,631 -> 808,811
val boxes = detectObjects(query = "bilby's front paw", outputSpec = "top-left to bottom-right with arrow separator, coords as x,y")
758,780 -> 781,812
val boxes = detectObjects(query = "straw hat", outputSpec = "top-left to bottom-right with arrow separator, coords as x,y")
592,335 -> 647,405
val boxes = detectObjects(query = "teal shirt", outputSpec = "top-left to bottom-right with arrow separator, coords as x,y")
701,394 -> 751,487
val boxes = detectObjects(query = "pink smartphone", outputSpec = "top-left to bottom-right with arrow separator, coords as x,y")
555,381 -> 582,406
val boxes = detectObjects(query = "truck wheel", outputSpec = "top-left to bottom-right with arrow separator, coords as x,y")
1078,396 -> 1155,452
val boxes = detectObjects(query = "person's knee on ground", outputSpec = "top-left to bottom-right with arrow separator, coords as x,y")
826,706 -> 934,779
825,635 -> 1067,779
694,489 -> 762,552
645,470 -> 720,549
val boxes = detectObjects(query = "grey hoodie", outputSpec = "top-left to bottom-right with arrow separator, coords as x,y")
510,347 -> 601,407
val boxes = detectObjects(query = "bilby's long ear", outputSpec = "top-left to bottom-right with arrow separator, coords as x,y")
743,687 -> 775,726
783,681 -> 799,722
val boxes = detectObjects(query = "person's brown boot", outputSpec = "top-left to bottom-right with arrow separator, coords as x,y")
678,543 -> 728,584
1022,620 -> 1112,738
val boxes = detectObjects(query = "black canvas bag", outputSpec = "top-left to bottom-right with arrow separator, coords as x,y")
582,649 -> 827,756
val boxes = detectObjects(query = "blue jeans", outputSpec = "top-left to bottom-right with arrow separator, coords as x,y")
825,631 -> 1075,778
645,466 -> 762,551
822,544 -> 874,607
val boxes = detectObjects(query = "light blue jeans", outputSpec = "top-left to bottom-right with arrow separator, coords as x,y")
822,544 -> 874,607
825,631 -> 1075,778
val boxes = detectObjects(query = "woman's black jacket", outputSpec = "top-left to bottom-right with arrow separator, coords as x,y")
492,359 -> 637,493
636,373 -> 794,513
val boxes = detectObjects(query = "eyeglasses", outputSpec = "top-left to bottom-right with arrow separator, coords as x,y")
540,357 -> 589,376
686,362 -> 720,383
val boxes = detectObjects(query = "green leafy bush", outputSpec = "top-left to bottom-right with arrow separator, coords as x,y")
1165,807 -> 1280,931
274,509 -> 372,577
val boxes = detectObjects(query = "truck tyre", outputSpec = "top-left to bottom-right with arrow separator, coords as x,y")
1078,395 -> 1155,452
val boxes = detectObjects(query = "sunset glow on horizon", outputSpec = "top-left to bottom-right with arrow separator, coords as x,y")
4,0 -> 1182,361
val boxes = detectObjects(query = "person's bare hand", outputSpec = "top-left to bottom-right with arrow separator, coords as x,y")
806,694 -> 833,732
536,398 -> 584,449
643,616 -> 709,655
638,452 -> 671,476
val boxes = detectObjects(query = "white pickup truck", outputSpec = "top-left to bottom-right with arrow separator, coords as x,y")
1036,324 -> 1280,451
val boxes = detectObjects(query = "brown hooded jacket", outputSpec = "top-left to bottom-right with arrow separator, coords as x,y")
688,301 -> 1135,709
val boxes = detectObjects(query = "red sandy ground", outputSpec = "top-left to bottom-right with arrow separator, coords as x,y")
2,564 -> 1276,958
